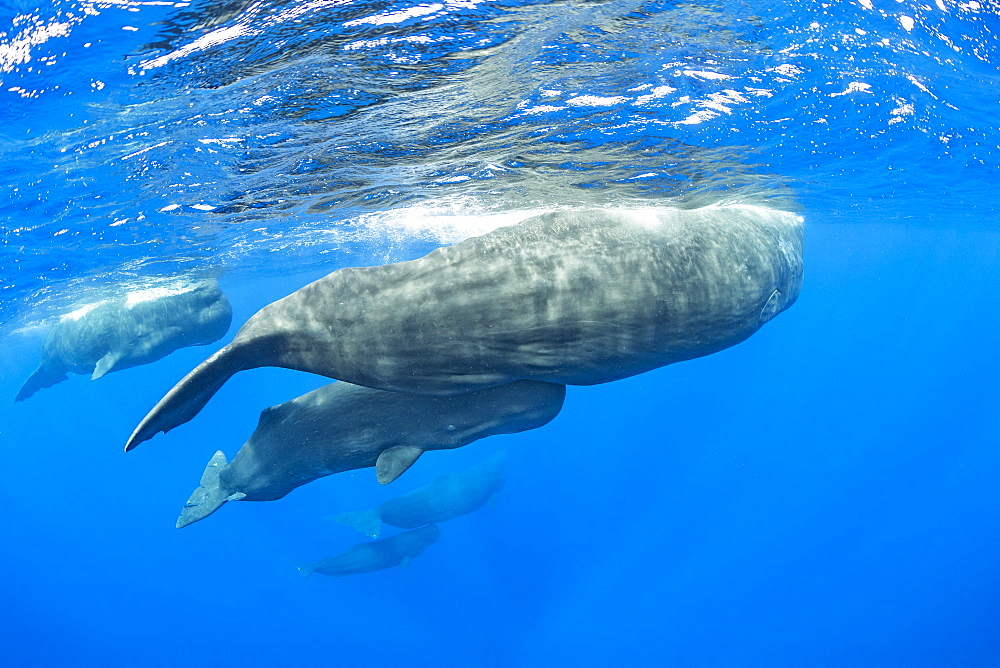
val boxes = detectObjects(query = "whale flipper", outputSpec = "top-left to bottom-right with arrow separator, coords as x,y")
92,352 -> 121,380
126,342 -> 258,451
176,450 -> 246,528
330,509 -> 384,539
375,446 -> 423,484
15,366 -> 68,402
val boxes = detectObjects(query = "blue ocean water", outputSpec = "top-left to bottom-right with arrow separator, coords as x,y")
1,0 -> 999,665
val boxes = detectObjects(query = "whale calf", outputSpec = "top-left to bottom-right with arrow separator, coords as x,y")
297,524 -> 440,577
17,280 -> 232,402
332,451 -> 507,539
127,204 -> 803,450
176,380 -> 564,528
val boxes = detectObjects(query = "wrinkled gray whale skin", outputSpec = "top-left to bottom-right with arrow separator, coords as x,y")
297,524 -> 440,577
332,451 -> 507,539
17,280 -> 232,402
128,204 -> 803,450
175,380 -> 563,528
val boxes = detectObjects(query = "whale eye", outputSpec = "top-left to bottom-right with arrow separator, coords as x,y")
758,289 -> 783,324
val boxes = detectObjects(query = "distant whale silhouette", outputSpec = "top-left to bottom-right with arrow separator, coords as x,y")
175,381 -> 563,528
127,205 -> 803,451
17,280 -> 231,402
332,451 -> 507,539
296,524 -> 441,577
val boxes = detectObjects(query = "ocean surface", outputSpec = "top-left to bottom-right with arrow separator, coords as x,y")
1,0 -> 998,665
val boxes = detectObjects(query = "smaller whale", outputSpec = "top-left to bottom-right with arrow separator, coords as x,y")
297,524 -> 441,577
332,451 -> 507,539
176,380 -> 564,528
16,280 -> 232,402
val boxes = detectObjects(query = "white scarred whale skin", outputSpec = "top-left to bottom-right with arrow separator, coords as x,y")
17,280 -> 232,402
127,204 -> 803,451
175,380 -> 564,528
331,452 -> 508,539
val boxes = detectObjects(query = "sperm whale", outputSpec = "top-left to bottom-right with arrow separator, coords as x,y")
126,205 -> 802,451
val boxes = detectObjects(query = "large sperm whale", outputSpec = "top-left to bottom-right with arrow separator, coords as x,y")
126,204 -> 803,451
17,280 -> 231,402
176,381 -> 563,528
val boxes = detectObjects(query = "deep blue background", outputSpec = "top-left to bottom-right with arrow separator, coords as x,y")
2,217 -> 998,666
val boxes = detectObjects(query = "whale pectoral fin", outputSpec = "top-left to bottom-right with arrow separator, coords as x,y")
375,446 -> 423,484
92,352 -> 122,380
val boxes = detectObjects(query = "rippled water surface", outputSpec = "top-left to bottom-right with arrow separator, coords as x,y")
3,0 -> 997,325
2,1 -> 999,665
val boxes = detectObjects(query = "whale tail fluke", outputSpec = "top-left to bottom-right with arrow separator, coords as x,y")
176,450 -> 245,528
329,509 -> 383,539
15,366 -> 68,402
126,342 -> 252,451
294,561 -> 315,577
